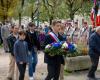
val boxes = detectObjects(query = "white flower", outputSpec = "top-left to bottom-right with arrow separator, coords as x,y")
73,44 -> 77,49
62,42 -> 68,49
45,44 -> 51,49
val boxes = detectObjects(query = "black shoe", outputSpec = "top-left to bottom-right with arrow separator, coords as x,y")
5,51 -> 9,53
7,77 -> 12,80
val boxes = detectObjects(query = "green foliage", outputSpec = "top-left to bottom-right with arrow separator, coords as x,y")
0,0 -> 19,21
0,0 -> 93,22
45,46 -> 84,57
0,44 -> 3,48
66,51 -> 82,57
45,47 -> 68,56
77,1 -> 93,16
64,0 -> 92,20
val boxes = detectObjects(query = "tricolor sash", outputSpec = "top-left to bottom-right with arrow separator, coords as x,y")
48,32 -> 60,42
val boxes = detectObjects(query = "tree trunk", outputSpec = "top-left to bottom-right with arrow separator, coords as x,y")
3,14 -> 8,22
49,16 -> 53,25
37,11 -> 39,27
19,12 -> 21,26
69,13 -> 74,20
31,12 -> 34,22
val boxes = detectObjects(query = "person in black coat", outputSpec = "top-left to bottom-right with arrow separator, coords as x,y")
0,23 -> 3,45
25,22 -> 40,80
87,27 -> 100,80
44,20 -> 64,80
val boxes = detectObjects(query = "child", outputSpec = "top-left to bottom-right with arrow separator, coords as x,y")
14,30 -> 28,80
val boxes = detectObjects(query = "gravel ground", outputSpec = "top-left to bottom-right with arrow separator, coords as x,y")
0,48 -> 100,80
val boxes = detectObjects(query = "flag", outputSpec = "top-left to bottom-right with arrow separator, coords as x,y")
96,9 -> 100,27
94,0 -> 96,5
90,7 -> 100,28
90,8 -> 95,28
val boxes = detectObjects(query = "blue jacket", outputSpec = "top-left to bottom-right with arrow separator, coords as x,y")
14,40 -> 28,63
89,32 -> 100,55
44,27 -> 50,34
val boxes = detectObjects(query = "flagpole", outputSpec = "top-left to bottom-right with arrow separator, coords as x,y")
94,0 -> 97,28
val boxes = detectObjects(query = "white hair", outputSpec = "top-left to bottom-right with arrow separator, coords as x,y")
96,26 -> 100,32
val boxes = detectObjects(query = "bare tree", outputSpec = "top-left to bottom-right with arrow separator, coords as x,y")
65,0 -> 88,20
42,0 -> 62,24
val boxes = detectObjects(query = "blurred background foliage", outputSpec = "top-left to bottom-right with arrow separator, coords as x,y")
0,0 -> 93,22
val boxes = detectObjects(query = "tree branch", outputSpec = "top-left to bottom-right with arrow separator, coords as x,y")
0,0 -> 4,8
73,0 -> 83,13
46,0 -> 53,8
42,0 -> 51,16
21,0 -> 25,8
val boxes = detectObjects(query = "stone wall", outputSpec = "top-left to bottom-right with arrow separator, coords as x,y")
65,56 -> 92,71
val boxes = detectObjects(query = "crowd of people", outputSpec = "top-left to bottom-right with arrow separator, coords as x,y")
0,0 -> 100,80
0,19 -> 91,80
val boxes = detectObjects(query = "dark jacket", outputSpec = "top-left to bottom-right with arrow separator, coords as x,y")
0,27 -> 3,44
44,32 -> 65,65
14,40 -> 28,63
25,31 -> 40,51
59,33 -> 67,41
89,32 -> 100,55
7,34 -> 17,56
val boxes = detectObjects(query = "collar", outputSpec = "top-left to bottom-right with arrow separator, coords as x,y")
30,30 -> 34,34
12,33 -> 18,39
52,31 -> 58,37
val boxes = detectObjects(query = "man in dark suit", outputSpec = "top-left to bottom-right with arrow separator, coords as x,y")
87,27 -> 100,80
44,20 -> 64,80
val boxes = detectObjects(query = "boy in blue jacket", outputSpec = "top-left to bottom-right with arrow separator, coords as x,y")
14,30 -> 28,80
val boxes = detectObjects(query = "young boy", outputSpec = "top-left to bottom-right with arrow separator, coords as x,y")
14,30 -> 28,80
